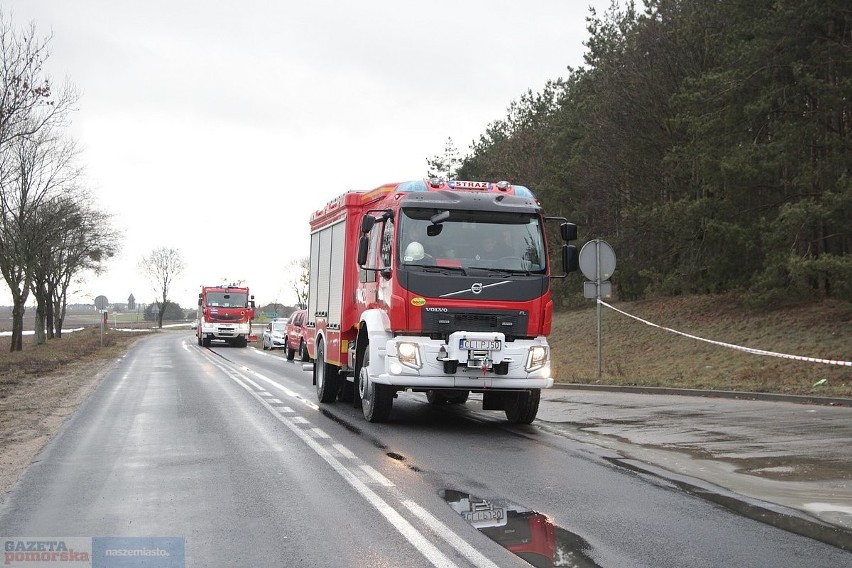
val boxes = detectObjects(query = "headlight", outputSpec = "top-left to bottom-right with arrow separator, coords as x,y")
397,342 -> 422,370
525,345 -> 548,372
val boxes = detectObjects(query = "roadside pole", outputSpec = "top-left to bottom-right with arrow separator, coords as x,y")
579,239 -> 616,380
100,310 -> 108,346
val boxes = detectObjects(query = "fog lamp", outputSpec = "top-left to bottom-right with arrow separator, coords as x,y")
397,342 -> 422,370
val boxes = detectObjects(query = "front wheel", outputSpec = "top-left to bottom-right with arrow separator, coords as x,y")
315,338 -> 340,403
358,345 -> 393,422
504,389 -> 541,424
299,340 -> 310,362
286,343 -> 295,360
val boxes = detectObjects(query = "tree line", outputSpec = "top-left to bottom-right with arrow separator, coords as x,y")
452,0 -> 850,307
0,12 -> 120,350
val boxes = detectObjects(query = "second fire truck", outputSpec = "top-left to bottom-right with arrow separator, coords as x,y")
196,284 -> 256,347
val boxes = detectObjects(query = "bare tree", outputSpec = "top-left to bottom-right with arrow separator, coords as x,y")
28,195 -> 70,345
0,12 -> 77,150
0,124 -> 78,350
0,12 -> 78,350
37,197 -> 120,339
139,247 -> 185,329
288,257 -> 309,308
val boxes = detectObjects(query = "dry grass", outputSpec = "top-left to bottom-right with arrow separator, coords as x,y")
0,327 -> 147,497
0,327 -> 141,389
549,294 -> 852,398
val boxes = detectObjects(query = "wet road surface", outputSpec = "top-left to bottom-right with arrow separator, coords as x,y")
537,386 -> 852,548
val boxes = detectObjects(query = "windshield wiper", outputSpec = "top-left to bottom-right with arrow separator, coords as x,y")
407,264 -> 467,276
468,266 -> 533,276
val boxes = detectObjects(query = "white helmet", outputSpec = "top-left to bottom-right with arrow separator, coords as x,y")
404,242 -> 425,261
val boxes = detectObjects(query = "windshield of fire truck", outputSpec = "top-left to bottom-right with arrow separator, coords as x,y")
398,209 -> 547,273
205,292 -> 248,307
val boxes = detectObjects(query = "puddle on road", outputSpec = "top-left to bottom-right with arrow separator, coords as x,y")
441,489 -> 600,568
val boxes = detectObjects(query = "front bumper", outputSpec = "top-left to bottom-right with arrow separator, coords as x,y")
371,333 -> 554,390
203,324 -> 249,338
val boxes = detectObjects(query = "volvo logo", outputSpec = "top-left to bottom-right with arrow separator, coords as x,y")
424,307 -> 448,312
440,280 -> 511,298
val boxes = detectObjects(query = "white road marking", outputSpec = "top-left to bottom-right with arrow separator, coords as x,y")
403,500 -> 501,568
333,443 -> 358,460
359,464 -> 396,487
310,427 -> 331,439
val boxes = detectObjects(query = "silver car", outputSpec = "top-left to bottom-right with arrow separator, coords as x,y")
261,320 -> 288,350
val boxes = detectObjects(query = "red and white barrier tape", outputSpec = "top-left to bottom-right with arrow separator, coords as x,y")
598,299 -> 852,367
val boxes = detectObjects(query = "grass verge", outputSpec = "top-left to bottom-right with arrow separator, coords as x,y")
550,294 -> 851,398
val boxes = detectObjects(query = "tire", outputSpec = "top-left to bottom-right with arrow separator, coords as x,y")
315,338 -> 340,403
504,389 -> 541,424
202,336 -> 211,347
286,343 -> 295,360
426,390 -> 448,405
262,339 -> 269,350
299,340 -> 310,362
197,334 -> 202,346
358,346 -> 393,422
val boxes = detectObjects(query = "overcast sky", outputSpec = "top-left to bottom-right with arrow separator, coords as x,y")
2,0 -> 610,311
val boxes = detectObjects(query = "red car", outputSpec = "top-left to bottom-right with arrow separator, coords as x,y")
285,309 -> 310,362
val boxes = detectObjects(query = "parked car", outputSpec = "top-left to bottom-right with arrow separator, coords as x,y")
261,320 -> 288,351
284,309 -> 310,361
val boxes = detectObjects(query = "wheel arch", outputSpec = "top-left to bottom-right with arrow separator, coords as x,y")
357,309 -> 392,375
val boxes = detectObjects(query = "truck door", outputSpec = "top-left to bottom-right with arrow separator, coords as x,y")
358,215 -> 392,311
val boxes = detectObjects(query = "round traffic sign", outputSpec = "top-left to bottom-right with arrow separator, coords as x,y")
579,240 -> 616,281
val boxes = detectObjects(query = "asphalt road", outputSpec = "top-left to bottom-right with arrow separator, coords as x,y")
0,332 -> 849,567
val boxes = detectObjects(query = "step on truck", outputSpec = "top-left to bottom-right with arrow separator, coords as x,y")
196,284 -> 257,347
307,179 -> 579,423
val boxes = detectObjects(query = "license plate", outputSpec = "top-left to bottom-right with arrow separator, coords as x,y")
462,508 -> 505,523
459,339 -> 501,350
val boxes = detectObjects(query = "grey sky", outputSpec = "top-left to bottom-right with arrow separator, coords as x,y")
2,0 -> 610,309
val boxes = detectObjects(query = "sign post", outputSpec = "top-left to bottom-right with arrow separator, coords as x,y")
579,239 -> 616,380
100,310 -> 108,346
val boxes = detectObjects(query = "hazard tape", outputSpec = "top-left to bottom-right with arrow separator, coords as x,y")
598,299 -> 852,367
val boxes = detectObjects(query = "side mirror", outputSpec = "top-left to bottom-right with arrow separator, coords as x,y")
357,236 -> 369,266
561,222 -> 578,242
197,298 -> 202,307
361,215 -> 375,234
563,244 -> 579,274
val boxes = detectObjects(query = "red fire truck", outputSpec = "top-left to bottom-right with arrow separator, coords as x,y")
307,179 -> 578,423
196,284 -> 256,347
